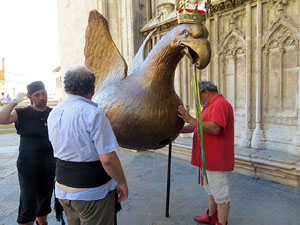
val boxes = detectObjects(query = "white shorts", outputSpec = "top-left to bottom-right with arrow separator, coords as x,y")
203,170 -> 231,204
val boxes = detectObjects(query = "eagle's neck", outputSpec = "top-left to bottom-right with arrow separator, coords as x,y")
138,29 -> 185,90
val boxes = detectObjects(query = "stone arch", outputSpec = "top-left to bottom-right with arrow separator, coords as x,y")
220,29 -> 245,51
219,30 -> 246,111
262,18 -> 299,116
264,17 -> 300,48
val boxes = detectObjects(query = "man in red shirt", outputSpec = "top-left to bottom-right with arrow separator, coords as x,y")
178,81 -> 234,225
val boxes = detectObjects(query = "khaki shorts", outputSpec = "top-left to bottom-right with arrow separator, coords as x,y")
203,171 -> 231,204
59,190 -> 116,225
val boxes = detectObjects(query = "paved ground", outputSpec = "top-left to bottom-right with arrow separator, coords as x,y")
0,133 -> 300,225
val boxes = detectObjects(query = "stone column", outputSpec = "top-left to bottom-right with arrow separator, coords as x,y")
292,43 -> 300,153
188,61 -> 194,110
180,61 -> 184,99
127,0 -> 135,64
152,36 -> 156,50
220,54 -> 226,95
119,0 -> 134,64
214,15 -> 220,89
206,16 -> 212,81
240,2 -> 252,147
147,0 -> 153,20
184,57 -> 189,110
233,55 -> 237,109
279,47 -> 285,109
120,0 -> 127,57
0,58 -> 4,91
98,0 -> 108,17
251,0 -> 266,149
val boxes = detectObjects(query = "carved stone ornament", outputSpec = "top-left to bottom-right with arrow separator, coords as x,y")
176,0 -> 199,11
271,0 -> 288,5
205,0 -> 250,15
156,3 -> 175,22
271,0 -> 289,16
267,24 -> 296,50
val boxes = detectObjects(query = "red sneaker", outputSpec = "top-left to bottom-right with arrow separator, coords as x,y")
193,209 -> 218,224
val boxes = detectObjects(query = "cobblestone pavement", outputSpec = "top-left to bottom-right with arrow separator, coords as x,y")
0,133 -> 300,225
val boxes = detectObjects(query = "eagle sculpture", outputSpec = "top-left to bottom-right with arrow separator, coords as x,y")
84,9 -> 211,150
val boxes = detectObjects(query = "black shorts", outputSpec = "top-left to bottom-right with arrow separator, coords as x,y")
17,157 -> 56,223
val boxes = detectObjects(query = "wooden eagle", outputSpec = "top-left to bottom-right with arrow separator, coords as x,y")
84,10 -> 211,150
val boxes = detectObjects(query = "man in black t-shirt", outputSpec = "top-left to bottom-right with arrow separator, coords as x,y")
0,81 -> 55,225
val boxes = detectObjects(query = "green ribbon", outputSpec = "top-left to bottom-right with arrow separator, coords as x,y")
193,65 -> 208,185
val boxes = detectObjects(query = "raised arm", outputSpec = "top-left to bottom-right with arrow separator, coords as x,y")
0,93 -> 27,124
0,103 -> 18,124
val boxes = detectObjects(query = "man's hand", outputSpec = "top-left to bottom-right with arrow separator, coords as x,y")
116,183 -> 128,202
178,105 -> 222,135
13,92 -> 27,105
178,105 -> 197,125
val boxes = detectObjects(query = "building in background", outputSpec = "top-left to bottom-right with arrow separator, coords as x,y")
53,66 -> 63,101
56,0 -> 149,79
0,58 -> 27,98
0,58 -> 4,91
57,0 -> 300,187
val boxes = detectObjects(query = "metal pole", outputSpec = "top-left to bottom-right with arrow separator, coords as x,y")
165,142 -> 172,217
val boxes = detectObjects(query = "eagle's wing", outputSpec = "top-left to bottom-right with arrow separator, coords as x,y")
84,10 -> 127,91
127,28 -> 157,76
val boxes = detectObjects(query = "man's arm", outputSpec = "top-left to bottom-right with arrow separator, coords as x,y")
180,124 -> 195,133
202,121 -> 221,135
0,102 -> 18,124
178,105 -> 221,135
99,151 -> 128,202
0,93 -> 27,124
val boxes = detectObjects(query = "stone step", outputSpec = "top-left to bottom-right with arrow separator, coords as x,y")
16,100 -> 60,108
156,139 -> 300,189
0,127 -> 16,135
0,124 -> 16,134
0,124 -> 15,129
0,100 -> 60,135
157,142 -> 192,161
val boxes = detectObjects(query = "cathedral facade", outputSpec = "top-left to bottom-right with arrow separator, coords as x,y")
57,0 -> 300,187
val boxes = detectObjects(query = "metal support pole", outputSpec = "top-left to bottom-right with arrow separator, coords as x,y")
165,143 -> 172,217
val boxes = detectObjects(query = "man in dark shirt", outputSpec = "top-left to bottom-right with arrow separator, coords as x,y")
0,81 -> 55,225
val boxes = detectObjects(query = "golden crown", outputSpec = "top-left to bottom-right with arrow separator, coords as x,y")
176,0 -> 206,24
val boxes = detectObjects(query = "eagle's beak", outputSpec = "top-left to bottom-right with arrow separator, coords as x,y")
181,38 -> 211,69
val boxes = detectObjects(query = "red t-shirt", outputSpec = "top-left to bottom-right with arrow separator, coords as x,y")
191,94 -> 234,171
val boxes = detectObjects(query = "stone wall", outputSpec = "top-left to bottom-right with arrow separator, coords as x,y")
57,0 -> 300,157
142,0 -> 300,156
0,59 -> 4,92
203,0 -> 300,156
57,0 -> 95,84
0,58 -> 4,81
57,0 -> 148,85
